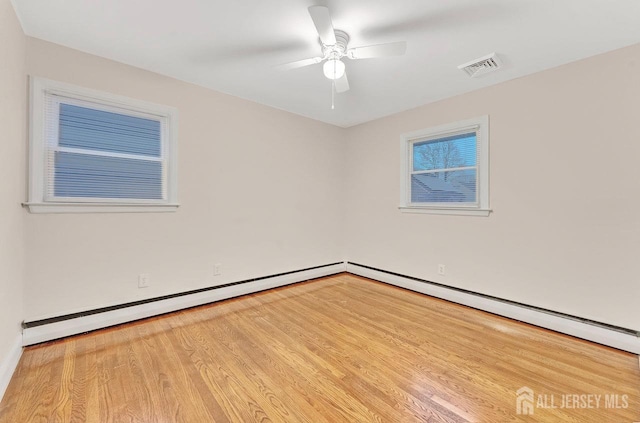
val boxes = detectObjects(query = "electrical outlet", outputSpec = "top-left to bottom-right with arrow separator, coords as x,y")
438,264 -> 446,275
213,264 -> 222,276
138,273 -> 150,288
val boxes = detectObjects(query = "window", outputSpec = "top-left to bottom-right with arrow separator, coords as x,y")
26,77 -> 178,213
400,116 -> 490,216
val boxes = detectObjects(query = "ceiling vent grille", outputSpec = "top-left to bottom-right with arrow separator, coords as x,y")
458,53 -> 503,78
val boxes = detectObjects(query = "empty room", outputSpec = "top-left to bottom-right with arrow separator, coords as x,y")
1,0 -> 639,422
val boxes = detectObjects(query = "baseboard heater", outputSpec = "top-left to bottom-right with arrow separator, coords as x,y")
347,262 -> 640,354
22,262 -> 347,346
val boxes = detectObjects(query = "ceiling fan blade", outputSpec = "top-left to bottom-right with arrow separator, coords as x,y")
335,73 -> 349,93
308,6 -> 337,46
347,41 -> 407,59
276,56 -> 323,71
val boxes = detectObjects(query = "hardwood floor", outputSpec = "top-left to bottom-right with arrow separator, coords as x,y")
1,273 -> 638,422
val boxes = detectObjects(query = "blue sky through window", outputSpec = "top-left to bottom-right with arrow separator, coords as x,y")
413,132 -> 476,172
59,104 -> 161,157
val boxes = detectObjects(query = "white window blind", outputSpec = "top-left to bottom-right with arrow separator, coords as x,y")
27,77 -> 178,213
410,130 -> 478,204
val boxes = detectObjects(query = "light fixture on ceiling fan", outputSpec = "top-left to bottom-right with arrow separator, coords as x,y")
279,6 -> 407,108
323,57 -> 345,80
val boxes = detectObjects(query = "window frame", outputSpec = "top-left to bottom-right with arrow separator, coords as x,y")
26,77 -> 179,213
399,116 -> 490,216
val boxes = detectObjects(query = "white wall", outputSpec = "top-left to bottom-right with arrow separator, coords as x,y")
344,43 -> 640,331
24,38 -> 345,320
0,0 -> 26,362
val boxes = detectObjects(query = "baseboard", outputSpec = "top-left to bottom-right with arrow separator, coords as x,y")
0,334 -> 23,403
23,262 -> 347,346
347,262 -> 640,354
22,260 -> 639,354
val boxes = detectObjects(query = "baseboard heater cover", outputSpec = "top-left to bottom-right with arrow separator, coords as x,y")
347,262 -> 640,354
22,262 -> 347,346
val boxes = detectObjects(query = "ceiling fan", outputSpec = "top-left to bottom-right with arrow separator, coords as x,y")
280,6 -> 407,100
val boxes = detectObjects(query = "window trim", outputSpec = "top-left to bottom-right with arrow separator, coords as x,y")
26,77 -> 179,213
399,116 -> 490,216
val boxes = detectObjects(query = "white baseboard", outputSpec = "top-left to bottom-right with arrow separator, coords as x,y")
23,262 -> 347,346
347,263 -> 640,354
0,334 -> 23,403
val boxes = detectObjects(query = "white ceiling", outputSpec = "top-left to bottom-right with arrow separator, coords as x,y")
13,0 -> 640,127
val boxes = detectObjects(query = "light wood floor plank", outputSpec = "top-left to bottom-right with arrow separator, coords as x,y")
1,273 -> 638,422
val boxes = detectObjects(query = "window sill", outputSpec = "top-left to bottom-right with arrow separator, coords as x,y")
399,206 -> 491,217
23,202 -> 180,214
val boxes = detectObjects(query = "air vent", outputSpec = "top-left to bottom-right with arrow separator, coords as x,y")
458,53 -> 503,78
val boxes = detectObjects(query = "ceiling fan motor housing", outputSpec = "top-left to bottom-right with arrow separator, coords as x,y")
322,29 -> 350,58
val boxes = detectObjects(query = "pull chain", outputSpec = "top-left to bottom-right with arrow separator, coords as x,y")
331,79 -> 335,110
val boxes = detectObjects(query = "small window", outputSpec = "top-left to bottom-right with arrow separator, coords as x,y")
26,77 -> 178,213
400,116 -> 490,216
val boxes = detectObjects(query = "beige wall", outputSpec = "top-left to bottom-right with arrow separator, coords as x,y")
0,0 -> 26,360
24,38 -> 346,320
14,31 -> 640,332
345,43 -> 640,331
